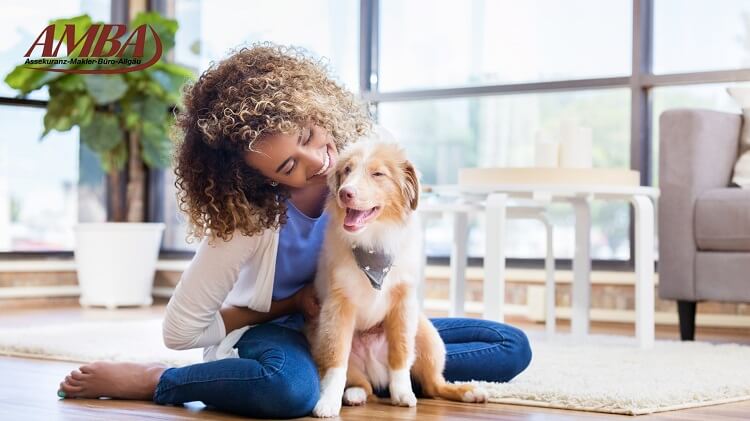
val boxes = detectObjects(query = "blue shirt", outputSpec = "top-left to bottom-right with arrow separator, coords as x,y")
269,198 -> 329,326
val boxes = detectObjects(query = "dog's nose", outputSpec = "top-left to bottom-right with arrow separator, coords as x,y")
339,187 -> 356,203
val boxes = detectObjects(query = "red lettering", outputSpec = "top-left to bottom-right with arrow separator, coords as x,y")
52,24 -> 99,57
24,25 -> 55,57
116,25 -> 147,58
91,24 -> 127,57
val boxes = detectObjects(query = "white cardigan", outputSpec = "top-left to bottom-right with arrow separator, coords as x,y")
161,226 -> 281,361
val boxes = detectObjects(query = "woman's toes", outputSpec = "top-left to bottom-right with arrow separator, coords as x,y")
59,381 -> 83,397
65,375 -> 82,387
79,364 -> 95,374
70,370 -> 89,381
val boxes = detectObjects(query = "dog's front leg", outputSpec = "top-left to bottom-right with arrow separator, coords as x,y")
312,290 -> 356,418
384,283 -> 419,407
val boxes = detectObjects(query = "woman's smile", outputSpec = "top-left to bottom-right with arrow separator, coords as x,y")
309,143 -> 336,180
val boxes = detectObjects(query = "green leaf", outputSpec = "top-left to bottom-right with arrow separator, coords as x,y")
80,112 -> 124,153
49,15 -> 93,41
5,64 -> 64,95
41,91 -> 95,136
152,61 -> 195,79
148,63 -> 193,101
83,74 -> 128,105
126,96 -> 169,127
140,121 -> 172,168
99,141 -> 128,173
73,95 -> 95,127
128,12 -> 178,61
43,91 -> 73,135
54,74 -> 86,91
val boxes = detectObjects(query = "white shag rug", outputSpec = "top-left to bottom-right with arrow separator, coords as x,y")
0,319 -> 748,416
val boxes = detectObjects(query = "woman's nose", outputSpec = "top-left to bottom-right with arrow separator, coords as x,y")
300,145 -> 325,173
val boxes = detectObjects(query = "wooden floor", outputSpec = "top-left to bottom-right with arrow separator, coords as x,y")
1,299 -> 749,421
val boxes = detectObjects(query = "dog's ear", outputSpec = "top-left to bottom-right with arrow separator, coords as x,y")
401,160 -> 420,211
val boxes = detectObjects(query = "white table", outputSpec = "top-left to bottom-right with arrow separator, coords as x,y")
426,183 -> 660,349
418,200 -> 557,334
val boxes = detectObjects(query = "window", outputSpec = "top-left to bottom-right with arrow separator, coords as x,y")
653,0 -> 750,74
148,0 -> 750,268
379,0 -> 632,91
0,1 -> 111,99
172,0 -> 359,91
378,89 -> 631,260
0,2 -> 109,252
0,106 -> 106,251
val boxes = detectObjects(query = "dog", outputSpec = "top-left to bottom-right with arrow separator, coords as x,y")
305,139 -> 488,418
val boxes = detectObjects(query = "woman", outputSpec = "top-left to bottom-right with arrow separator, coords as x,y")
57,43 -> 532,419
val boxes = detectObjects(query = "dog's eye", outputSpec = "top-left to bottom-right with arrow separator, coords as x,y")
372,171 -> 385,177
344,166 -> 351,174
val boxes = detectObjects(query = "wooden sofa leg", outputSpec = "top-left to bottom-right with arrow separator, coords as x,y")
677,300 -> 697,341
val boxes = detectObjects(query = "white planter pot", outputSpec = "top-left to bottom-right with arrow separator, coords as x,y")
73,222 -> 165,309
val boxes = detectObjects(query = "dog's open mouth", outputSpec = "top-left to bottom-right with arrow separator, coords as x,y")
343,206 -> 380,232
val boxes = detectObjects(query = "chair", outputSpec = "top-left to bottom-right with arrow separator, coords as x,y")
658,109 -> 750,340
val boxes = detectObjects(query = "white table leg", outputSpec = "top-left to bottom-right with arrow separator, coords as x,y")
631,195 -> 656,349
449,211 -> 469,317
484,193 -> 507,322
571,197 -> 591,338
542,216 -> 556,335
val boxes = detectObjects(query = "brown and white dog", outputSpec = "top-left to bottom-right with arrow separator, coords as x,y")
306,139 -> 487,417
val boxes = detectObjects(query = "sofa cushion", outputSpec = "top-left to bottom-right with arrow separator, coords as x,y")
695,188 -> 750,251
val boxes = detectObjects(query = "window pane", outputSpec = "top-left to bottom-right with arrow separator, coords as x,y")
173,0 -> 359,92
0,1 -> 111,100
379,0 -> 632,91
651,84 -> 741,186
378,89 -> 631,260
0,106 -> 106,251
653,0 -> 750,74
161,167 -> 199,252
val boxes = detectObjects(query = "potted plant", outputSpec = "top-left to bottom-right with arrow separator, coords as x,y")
4,12 -> 194,309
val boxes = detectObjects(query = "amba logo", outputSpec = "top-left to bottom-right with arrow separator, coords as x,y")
23,23 -> 162,74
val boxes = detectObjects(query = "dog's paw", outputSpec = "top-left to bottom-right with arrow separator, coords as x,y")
389,388 -> 417,407
312,395 -> 342,418
462,386 -> 488,403
343,387 -> 368,406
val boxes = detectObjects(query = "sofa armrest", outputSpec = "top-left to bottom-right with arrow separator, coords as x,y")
658,109 -> 741,301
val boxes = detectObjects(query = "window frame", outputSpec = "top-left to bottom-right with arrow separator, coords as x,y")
7,0 -> 750,270
361,0 -> 750,271
0,0 -> 127,258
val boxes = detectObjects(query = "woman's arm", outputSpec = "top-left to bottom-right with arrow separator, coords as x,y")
162,230 -> 261,350
220,294 -> 297,332
220,282 -> 320,332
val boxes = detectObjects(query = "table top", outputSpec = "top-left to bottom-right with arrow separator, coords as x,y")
458,168 -> 641,187
425,183 -> 660,199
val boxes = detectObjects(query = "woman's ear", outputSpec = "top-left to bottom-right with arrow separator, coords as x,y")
402,160 -> 420,211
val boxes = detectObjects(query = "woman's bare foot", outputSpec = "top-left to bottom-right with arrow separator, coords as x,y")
57,361 -> 167,400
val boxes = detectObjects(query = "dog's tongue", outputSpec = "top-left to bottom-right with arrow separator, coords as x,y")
344,208 -> 373,228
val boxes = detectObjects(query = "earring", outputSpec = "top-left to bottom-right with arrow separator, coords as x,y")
270,180 -> 278,187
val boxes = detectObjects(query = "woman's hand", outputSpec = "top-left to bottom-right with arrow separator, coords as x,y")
294,283 -> 321,321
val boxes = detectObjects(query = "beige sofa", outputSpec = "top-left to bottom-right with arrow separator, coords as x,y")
658,109 -> 750,340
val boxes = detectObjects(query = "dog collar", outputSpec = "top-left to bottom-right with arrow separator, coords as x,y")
351,244 -> 394,290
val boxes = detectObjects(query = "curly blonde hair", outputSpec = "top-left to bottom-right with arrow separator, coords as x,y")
173,43 -> 372,245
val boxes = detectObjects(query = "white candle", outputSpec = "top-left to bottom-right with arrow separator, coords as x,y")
534,129 -> 559,168
559,123 -> 593,169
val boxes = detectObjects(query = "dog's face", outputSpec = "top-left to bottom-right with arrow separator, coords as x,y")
328,141 -> 419,234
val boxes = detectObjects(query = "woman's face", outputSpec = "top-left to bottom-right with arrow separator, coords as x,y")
243,124 -> 338,189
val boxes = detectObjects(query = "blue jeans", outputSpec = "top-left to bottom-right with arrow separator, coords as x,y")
153,313 -> 532,419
